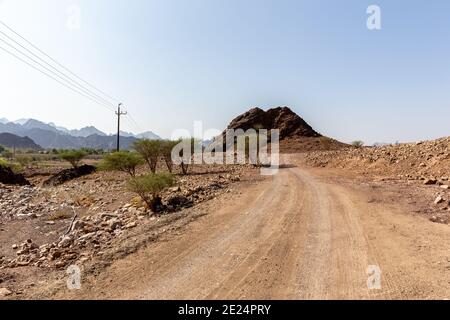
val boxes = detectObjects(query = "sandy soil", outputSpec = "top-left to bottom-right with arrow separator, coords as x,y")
51,154 -> 450,300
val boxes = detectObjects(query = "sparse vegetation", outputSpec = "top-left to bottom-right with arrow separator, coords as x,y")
319,136 -> 334,149
47,210 -> 72,221
160,140 -> 179,173
100,151 -> 144,177
74,195 -> 96,207
133,139 -> 161,173
127,173 -> 175,212
173,138 -> 199,175
0,157 -> 9,168
351,141 -> 364,148
59,150 -> 87,168
1,150 -> 13,159
0,157 -> 22,173
15,156 -> 34,168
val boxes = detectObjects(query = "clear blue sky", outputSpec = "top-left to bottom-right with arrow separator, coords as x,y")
0,0 -> 449,144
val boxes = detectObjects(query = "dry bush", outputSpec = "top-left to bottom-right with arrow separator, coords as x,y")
351,141 -> 364,148
127,173 -> 175,212
48,210 -> 72,221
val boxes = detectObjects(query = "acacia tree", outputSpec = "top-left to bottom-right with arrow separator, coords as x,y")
160,140 -> 178,173
127,173 -> 174,212
100,151 -> 144,177
133,139 -> 162,173
59,150 -> 87,169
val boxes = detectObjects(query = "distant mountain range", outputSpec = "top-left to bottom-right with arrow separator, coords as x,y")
0,118 -> 161,150
0,133 -> 42,150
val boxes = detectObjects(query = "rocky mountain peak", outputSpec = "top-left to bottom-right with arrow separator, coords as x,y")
227,106 -> 321,140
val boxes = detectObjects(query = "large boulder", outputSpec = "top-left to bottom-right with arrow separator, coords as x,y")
43,164 -> 96,187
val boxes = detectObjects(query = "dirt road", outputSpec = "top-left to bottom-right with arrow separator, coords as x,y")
60,155 -> 450,300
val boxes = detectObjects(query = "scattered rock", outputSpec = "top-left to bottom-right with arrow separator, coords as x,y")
0,288 -> 12,297
124,221 -> 137,229
167,195 -> 193,208
424,179 -> 437,185
169,186 -> 181,193
71,220 -> 86,231
430,215 -> 439,222
58,236 -> 73,248
434,196 -> 444,205
108,219 -> 122,230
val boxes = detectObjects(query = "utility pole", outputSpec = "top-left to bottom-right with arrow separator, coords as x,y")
115,103 -> 127,152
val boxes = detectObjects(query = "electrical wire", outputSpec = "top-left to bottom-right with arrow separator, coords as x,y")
0,35 -> 116,109
0,44 -> 115,112
0,19 -> 120,105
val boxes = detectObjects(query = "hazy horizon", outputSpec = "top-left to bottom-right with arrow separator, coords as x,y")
1,0 -> 450,144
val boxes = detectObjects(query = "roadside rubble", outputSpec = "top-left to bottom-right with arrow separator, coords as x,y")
305,137 -> 450,181
304,137 -> 450,224
0,165 -> 249,273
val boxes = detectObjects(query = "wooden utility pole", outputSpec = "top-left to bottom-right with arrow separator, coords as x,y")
115,103 -> 127,152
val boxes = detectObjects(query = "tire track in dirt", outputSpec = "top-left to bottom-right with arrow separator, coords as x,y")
54,155 -> 450,300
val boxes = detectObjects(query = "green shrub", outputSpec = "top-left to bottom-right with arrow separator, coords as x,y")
59,150 -> 87,168
0,157 -> 9,168
100,151 -> 144,176
351,141 -> 364,148
133,139 -> 162,173
0,158 -> 22,173
127,173 -> 175,212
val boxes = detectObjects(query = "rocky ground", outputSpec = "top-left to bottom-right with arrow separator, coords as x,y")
1,134 -> 449,299
0,161 -> 258,299
302,137 -> 450,224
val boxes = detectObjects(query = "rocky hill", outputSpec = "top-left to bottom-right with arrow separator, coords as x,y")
222,106 -> 346,152
227,107 -> 321,139
0,133 -> 41,150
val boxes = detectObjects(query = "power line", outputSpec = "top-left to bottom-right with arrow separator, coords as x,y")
0,44 -> 115,112
0,35 -> 116,109
0,29 -> 116,108
0,19 -> 120,105
116,103 -> 127,151
0,20 -> 145,139
126,111 -> 144,133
